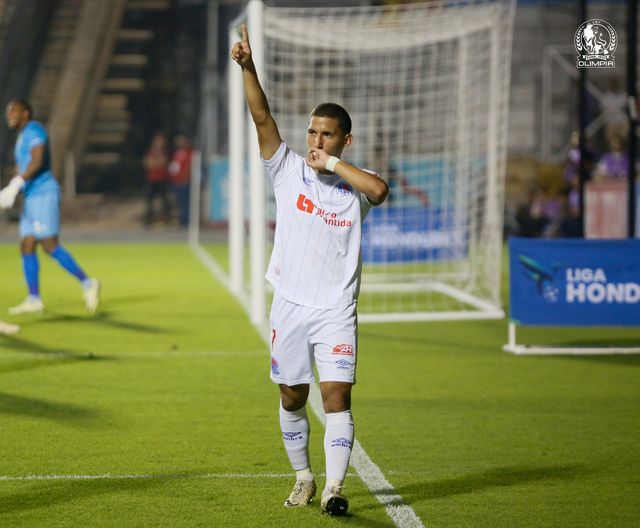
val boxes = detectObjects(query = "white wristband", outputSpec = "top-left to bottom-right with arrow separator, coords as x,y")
325,156 -> 340,173
9,175 -> 25,190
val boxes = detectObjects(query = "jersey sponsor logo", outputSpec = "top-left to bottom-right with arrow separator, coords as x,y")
335,358 -> 352,370
295,193 -> 352,227
332,344 -> 354,356
296,193 -> 315,213
303,176 -> 315,185
283,431 -> 303,441
331,437 -> 353,449
271,356 -> 280,375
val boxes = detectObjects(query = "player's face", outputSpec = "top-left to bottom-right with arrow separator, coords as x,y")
307,116 -> 351,157
5,103 -> 28,130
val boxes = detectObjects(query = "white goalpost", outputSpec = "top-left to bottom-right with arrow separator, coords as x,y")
226,0 -> 515,327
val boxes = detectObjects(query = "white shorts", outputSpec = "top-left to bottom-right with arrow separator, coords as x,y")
269,293 -> 357,386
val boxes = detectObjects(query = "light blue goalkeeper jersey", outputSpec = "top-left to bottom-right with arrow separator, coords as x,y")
15,121 -> 60,197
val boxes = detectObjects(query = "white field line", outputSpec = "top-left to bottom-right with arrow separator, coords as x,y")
0,471 -> 357,482
191,243 -> 426,528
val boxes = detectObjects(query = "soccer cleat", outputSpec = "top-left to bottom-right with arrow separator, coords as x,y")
321,486 -> 349,516
83,278 -> 101,313
8,298 -> 44,315
0,321 -> 20,335
284,479 -> 317,507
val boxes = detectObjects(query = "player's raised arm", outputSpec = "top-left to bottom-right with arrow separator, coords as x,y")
230,24 -> 282,160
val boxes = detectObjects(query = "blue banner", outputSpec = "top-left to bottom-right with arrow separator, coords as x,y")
509,237 -> 640,326
361,206 -> 466,263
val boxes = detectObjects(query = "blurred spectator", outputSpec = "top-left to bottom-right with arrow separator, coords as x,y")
143,133 -> 171,225
562,131 -> 595,188
553,172 -> 583,238
594,134 -> 629,181
168,135 -> 193,227
515,188 -> 563,237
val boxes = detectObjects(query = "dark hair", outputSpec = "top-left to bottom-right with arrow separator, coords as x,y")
310,102 -> 352,135
10,99 -> 33,118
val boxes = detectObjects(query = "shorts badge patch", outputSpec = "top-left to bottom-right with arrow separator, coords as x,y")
271,356 -> 280,375
332,344 -> 354,356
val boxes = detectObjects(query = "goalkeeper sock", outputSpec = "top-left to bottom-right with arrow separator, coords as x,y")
22,253 -> 40,298
279,402 -> 312,474
324,410 -> 354,487
50,246 -> 88,282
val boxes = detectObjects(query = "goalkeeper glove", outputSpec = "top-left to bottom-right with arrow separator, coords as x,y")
0,175 -> 25,209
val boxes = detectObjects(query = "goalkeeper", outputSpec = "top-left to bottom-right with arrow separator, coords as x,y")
231,25 -> 388,516
1,99 -> 100,315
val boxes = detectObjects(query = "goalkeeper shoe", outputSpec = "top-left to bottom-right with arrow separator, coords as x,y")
284,479 -> 317,508
0,321 -> 20,335
321,486 -> 349,516
83,278 -> 101,313
8,297 -> 44,315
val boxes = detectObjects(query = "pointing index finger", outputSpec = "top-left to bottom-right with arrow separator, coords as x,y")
241,24 -> 249,43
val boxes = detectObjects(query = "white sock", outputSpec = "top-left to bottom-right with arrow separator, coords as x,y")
279,403 -> 312,475
296,467 -> 314,482
324,410 -> 354,489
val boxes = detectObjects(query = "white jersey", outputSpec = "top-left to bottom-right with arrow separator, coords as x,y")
263,142 -> 374,309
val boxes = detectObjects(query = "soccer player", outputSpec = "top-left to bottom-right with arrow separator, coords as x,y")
0,99 -> 100,315
231,26 -> 388,516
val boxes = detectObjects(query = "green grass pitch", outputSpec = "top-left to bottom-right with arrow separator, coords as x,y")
1,242 -> 639,527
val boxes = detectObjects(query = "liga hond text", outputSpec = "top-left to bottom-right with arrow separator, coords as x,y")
566,268 -> 640,304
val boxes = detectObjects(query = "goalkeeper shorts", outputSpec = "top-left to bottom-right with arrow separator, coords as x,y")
20,190 -> 61,240
269,292 -> 357,386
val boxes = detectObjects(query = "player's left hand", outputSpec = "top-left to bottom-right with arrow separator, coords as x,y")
0,175 -> 24,209
306,147 -> 331,172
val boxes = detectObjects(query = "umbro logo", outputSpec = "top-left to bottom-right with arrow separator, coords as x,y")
335,359 -> 352,370
331,437 -> 352,449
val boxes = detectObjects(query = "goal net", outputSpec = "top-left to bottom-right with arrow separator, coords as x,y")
225,0 -> 515,325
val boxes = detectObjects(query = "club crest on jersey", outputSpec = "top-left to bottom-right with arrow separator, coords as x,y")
337,182 -> 352,197
332,344 -> 354,356
331,437 -> 353,449
271,356 -> 280,375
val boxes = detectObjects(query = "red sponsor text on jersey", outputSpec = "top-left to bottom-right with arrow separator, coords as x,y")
332,344 -> 354,356
296,193 -> 352,227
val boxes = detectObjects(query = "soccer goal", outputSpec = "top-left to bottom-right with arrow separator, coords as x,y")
226,0 -> 515,326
